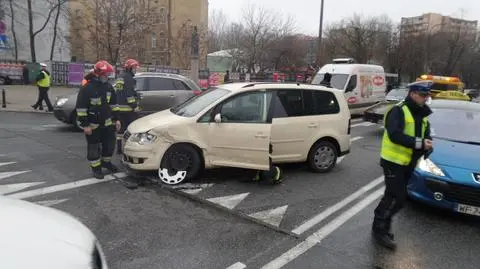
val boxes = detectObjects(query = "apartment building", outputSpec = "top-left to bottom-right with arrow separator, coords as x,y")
69,0 -> 208,68
400,13 -> 478,38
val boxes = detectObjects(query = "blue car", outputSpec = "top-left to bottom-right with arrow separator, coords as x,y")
408,99 -> 480,216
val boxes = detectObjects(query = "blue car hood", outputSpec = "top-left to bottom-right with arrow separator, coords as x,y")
430,138 -> 479,170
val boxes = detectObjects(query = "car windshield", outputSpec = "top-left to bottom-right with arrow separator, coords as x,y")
170,88 -> 230,117
432,83 -> 459,91
387,88 -> 408,99
429,107 -> 480,143
311,73 -> 349,90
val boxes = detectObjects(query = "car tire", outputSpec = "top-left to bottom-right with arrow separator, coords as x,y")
158,144 -> 202,185
307,140 -> 338,173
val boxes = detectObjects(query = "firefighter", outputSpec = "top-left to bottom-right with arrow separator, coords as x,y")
372,80 -> 433,250
115,59 -> 140,154
75,60 -> 121,179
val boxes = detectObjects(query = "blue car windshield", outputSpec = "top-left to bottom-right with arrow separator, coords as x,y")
429,108 -> 480,143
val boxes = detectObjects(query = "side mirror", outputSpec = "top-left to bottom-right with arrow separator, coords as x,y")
214,113 -> 222,123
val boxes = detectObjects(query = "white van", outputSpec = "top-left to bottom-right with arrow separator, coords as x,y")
311,64 -> 386,115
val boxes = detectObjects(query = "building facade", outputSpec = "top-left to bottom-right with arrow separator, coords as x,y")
68,0 -> 208,68
0,0 -> 70,62
400,13 -> 478,38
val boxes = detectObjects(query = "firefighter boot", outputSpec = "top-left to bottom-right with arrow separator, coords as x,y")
102,161 -> 119,174
92,166 -> 104,179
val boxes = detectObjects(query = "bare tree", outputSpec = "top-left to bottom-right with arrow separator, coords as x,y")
49,0 -> 65,60
208,8 -> 228,53
26,0 -> 68,62
7,0 -> 18,60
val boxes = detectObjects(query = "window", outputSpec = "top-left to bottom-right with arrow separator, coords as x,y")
149,77 -> 175,90
309,90 -> 340,115
311,73 -> 349,90
345,75 -> 357,92
159,33 -> 167,49
134,77 -> 148,91
151,33 -> 156,49
273,90 -> 304,118
172,88 -> 230,117
159,7 -> 166,23
173,79 -> 190,90
219,91 -> 272,123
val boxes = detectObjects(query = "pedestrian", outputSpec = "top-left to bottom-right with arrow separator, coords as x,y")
320,72 -> 332,88
372,80 -> 434,250
31,63 -> 53,111
22,63 -> 29,85
75,60 -> 121,179
115,58 -> 140,155
224,70 -> 230,83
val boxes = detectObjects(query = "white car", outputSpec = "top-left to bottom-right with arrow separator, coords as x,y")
0,195 -> 108,269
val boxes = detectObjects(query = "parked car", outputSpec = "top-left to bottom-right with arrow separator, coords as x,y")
0,195 -> 108,268
408,99 -> 480,216
363,87 -> 408,123
122,82 -> 352,185
52,72 -> 202,128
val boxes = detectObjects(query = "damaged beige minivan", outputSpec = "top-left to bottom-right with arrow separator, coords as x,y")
122,82 -> 352,185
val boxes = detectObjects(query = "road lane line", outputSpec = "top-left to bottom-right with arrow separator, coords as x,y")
350,136 -> 363,142
292,176 -> 384,235
226,262 -> 246,269
261,187 -> 385,269
351,122 -> 376,128
6,172 -> 127,199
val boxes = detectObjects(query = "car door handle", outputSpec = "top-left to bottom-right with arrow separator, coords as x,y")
255,134 -> 268,138
169,95 -> 175,98
308,123 -> 318,128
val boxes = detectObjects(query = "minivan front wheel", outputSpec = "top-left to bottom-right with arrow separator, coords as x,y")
158,144 -> 202,185
307,141 -> 338,173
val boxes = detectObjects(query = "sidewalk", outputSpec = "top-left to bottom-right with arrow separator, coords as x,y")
0,85 -> 78,113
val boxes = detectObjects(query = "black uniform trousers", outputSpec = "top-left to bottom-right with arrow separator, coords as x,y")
116,112 -> 138,152
86,126 -> 116,168
373,163 -> 415,233
33,87 -> 53,110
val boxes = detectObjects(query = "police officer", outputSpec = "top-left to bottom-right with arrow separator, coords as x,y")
75,60 -> 121,179
372,81 -> 434,250
115,59 -> 140,154
31,63 -> 53,111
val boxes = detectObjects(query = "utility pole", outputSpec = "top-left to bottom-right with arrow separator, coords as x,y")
317,0 -> 324,66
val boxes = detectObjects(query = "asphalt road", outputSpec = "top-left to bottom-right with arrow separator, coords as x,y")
1,111 -> 479,269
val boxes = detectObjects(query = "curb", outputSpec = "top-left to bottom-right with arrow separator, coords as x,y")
145,176 -> 300,239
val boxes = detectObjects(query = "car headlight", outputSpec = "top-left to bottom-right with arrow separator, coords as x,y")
129,131 -> 157,145
417,157 -> 445,177
55,97 -> 68,106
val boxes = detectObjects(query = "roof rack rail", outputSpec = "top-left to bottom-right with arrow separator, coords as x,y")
242,81 -> 305,88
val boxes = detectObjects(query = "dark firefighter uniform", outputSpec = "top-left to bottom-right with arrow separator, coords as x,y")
76,77 -> 120,179
114,76 -> 139,154
372,81 -> 433,249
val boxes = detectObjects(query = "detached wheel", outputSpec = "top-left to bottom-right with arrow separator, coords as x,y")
307,141 -> 338,173
158,144 -> 202,185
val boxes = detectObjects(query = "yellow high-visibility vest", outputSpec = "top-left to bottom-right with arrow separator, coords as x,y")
380,103 -> 428,166
37,71 -> 51,87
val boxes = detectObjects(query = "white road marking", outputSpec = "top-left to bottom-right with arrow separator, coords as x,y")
0,162 -> 16,167
35,198 -> 69,207
174,183 -> 215,195
7,172 -> 126,199
351,122 -> 375,128
292,176 -> 384,235
0,182 -> 45,195
351,118 -> 363,123
248,205 -> 288,227
207,193 -> 250,210
226,262 -> 247,269
0,171 -> 30,180
350,136 -> 363,142
261,187 -> 385,269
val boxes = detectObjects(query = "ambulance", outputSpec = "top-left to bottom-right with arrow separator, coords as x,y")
312,62 -> 387,115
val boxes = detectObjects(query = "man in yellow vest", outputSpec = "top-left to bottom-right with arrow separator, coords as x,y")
372,81 -> 434,250
31,63 -> 53,111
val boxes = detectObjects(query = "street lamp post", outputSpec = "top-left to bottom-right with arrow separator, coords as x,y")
317,0 -> 324,66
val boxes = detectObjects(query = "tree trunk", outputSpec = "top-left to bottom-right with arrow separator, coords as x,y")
27,0 -> 36,62
8,0 -> 18,60
49,0 -> 62,60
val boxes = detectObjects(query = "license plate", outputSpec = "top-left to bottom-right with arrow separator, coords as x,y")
456,203 -> 480,216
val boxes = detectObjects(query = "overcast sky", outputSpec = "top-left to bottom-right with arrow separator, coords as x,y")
208,0 -> 479,35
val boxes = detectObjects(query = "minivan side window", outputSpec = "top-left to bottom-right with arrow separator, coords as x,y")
150,77 -> 175,90
273,90 -> 304,118
303,90 -> 340,115
218,91 -> 272,123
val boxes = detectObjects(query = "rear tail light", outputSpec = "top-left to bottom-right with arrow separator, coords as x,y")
193,90 -> 202,95
348,118 -> 351,134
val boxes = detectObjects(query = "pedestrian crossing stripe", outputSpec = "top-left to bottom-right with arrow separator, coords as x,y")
0,170 -> 31,180
0,182 -> 45,195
